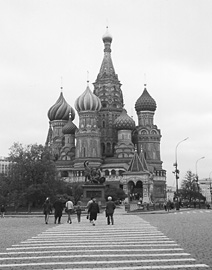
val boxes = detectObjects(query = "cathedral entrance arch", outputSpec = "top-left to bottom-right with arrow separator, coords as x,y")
135,181 -> 143,201
128,180 -> 143,201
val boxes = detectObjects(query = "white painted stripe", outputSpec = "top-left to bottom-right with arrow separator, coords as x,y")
37,232 -> 164,238
45,228 -> 159,232
35,230 -> 164,233
18,238 -> 170,243
12,240 -> 175,247
0,253 -> 191,260
7,243 -> 179,250
31,236 -> 167,240
0,248 -> 184,255
56,265 -> 209,270
12,241 -> 177,247
0,258 -> 196,268
22,239 -> 174,244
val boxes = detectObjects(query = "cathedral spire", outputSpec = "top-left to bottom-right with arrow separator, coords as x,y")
96,27 -> 118,83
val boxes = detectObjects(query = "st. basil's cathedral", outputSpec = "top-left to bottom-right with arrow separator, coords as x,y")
46,28 -> 166,204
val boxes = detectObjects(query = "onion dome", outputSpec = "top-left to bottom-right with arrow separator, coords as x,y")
75,84 -> 102,112
114,109 -> 135,130
102,27 -> 112,43
62,114 -> 77,135
48,92 -> 75,121
135,85 -> 157,112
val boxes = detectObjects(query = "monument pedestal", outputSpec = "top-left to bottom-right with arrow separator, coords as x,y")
82,184 -> 106,206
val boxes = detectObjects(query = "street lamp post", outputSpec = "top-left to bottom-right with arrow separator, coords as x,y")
208,171 -> 212,204
173,137 -> 189,201
194,157 -> 205,208
195,156 -> 205,182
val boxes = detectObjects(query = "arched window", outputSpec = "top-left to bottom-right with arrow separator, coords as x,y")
61,171 -> 68,177
106,142 -> 111,153
101,143 -> 105,155
111,169 -> 116,176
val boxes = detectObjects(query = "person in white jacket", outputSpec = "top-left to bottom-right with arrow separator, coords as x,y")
65,198 -> 74,224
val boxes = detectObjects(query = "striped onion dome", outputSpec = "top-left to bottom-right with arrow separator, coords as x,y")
48,92 -> 75,121
62,114 -> 77,135
114,109 -> 135,130
135,86 -> 157,112
75,85 -> 102,112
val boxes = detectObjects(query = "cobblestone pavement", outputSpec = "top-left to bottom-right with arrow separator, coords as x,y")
0,207 -> 210,269
140,208 -> 212,269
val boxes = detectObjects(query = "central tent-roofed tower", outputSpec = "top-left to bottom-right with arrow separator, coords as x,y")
93,27 -> 124,157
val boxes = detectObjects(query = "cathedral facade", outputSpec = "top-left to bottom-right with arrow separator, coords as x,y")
46,29 -> 166,204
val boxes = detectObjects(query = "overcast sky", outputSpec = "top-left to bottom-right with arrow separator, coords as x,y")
1,0 -> 212,186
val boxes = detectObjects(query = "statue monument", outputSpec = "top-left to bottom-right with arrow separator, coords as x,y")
82,161 -> 106,205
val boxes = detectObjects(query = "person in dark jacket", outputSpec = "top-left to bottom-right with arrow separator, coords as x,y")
75,201 -> 82,223
53,197 -> 64,224
106,196 -> 116,225
42,197 -> 52,224
1,204 -> 6,218
88,198 -> 99,226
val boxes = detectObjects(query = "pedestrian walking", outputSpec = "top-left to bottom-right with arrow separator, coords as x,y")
42,197 -> 52,224
105,196 -> 116,225
88,198 -> 99,226
86,197 -> 93,221
65,198 -> 74,224
53,197 -> 64,224
163,200 -> 167,211
167,200 -> 171,212
1,204 -> 6,218
75,201 -> 82,223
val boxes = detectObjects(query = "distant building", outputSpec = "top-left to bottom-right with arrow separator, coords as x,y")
199,178 -> 212,203
166,186 -> 176,201
0,157 -> 10,176
45,28 -> 166,203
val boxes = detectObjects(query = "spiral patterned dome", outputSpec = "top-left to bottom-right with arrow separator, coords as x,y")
48,92 -> 75,121
62,114 -> 77,135
114,109 -> 135,130
135,87 -> 157,112
75,85 -> 102,112
102,27 -> 112,43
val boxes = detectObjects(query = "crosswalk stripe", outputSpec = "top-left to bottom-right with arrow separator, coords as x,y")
0,253 -> 191,260
0,248 -> 185,255
0,258 -> 197,267
7,243 -> 180,250
56,265 -> 208,269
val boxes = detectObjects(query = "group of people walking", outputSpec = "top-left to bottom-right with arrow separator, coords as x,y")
42,196 -> 116,226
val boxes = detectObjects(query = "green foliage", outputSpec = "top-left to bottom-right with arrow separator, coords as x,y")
105,185 -> 127,201
179,170 -> 206,202
5,142 -> 58,209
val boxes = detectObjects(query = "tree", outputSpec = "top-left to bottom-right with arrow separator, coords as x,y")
105,185 -> 127,201
7,142 -> 57,210
179,170 -> 206,203
0,174 -> 9,205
